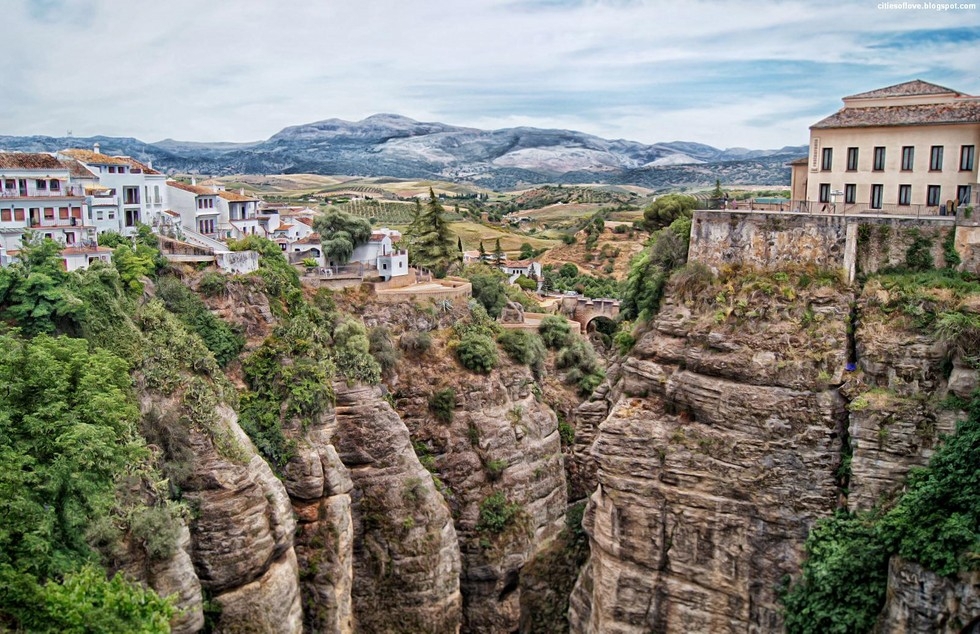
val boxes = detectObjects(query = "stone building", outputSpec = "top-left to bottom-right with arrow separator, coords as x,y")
792,80 -> 980,213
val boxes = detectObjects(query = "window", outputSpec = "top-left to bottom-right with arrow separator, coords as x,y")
810,137 -> 821,171
873,147 -> 886,171
108,211 -> 115,220
870,184 -> 883,209
4,180 -> 14,190
844,184 -> 856,204
59,207 -> 69,219
71,207 -> 81,219
929,145 -> 944,171
154,186 -> 161,203
49,180 -> 60,191
36,179 -> 47,190
0,209 -> 10,221
123,187 -> 140,205
927,185 -> 941,206
65,232 -> 75,245
961,145 -> 976,171
846,147 -> 859,171
821,147 -> 833,171
14,208 -> 24,221
898,185 -> 911,206
43,207 -> 54,219
901,146 -> 914,171
819,183 -> 831,203
108,166 -> 116,173
959,185 -> 973,205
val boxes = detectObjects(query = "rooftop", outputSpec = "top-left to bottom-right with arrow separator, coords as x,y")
0,152 -> 66,170
811,98 -> 980,129
217,189 -> 258,202
844,79 -> 963,101
60,149 -> 160,174
167,181 -> 218,196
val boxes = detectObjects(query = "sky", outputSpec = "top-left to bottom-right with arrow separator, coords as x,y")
3,0 -> 980,149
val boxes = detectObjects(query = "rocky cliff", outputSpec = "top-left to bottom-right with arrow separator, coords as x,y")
389,337 -> 568,633
567,264 -> 980,632
569,267 -> 852,632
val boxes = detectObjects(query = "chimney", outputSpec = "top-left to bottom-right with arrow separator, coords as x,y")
93,142 -> 100,154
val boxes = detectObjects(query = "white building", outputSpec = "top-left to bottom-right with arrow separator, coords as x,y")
219,189 -> 261,239
59,145 -> 167,233
501,259 -> 542,279
166,181 -> 224,239
341,228 -> 408,280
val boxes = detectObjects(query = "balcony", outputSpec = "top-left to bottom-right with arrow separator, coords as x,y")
0,186 -> 84,198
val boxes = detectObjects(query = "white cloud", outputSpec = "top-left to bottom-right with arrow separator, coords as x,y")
1,0 -> 978,148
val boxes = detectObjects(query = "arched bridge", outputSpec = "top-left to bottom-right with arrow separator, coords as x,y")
560,296 -> 621,331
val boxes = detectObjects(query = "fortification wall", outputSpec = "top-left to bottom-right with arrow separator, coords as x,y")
689,211 -> 969,279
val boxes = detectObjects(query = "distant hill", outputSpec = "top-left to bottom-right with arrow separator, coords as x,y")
0,114 -> 805,189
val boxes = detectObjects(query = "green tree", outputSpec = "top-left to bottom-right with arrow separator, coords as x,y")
642,193 -> 697,231
621,216 -> 691,322
479,241 -> 487,261
493,238 -> 505,265
313,207 -> 372,265
711,179 -> 724,207
0,234 -> 85,336
519,242 -> 535,260
408,188 -> 462,277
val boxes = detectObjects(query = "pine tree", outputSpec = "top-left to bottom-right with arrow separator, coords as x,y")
407,188 -> 461,277
493,238 -> 505,266
479,241 -> 486,261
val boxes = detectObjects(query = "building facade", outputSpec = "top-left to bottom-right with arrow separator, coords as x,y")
796,80 -> 980,214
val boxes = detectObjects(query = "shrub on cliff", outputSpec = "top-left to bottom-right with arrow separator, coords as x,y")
157,276 -> 245,367
621,216 -> 691,322
497,329 -> 546,375
399,330 -> 432,356
429,387 -> 457,423
333,318 -> 382,384
557,337 -> 605,396
456,332 -> 498,373
476,492 -> 523,534
538,315 -> 572,349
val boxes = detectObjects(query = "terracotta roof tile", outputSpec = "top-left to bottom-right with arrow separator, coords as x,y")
0,152 -> 65,170
844,80 -> 962,100
217,190 -> 257,202
167,181 -> 217,196
58,157 -> 99,179
61,149 -> 131,166
811,99 -> 980,129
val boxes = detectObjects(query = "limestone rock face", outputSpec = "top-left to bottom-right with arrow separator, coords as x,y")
569,280 -> 852,633
332,382 -> 463,634
281,407 -> 355,634
875,557 -> 980,633
392,352 -> 567,633
141,394 -> 303,634
846,290 -> 974,512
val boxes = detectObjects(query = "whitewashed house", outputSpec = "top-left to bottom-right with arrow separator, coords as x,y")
59,145 -> 167,233
166,181 -> 224,239
342,228 -> 408,281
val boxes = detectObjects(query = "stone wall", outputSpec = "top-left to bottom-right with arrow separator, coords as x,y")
689,210 -> 966,280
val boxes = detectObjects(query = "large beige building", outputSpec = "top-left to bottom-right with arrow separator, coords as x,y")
791,80 -> 980,213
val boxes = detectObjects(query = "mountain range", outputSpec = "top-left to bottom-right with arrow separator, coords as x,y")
0,114 -> 805,189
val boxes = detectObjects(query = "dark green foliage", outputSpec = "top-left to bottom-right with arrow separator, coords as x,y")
456,332 -> 498,373
557,337 -> 605,396
312,207 -> 372,265
543,263 -> 622,299
467,265 -> 508,318
782,394 -> 980,631
0,235 -> 86,336
519,242 -> 536,260
642,193 -> 697,231
559,263 -> 579,278
399,330 -> 432,355
558,420 -> 575,446
903,228 -> 934,271
239,308 -> 337,470
0,335 -> 143,579
407,188 -> 462,276
227,235 -> 301,305
515,275 -> 537,291
368,326 -> 399,374
493,238 -> 505,265
497,329 -> 546,375
943,227 -> 961,269
781,511 -> 890,634
333,318 -> 382,384
198,271 -> 229,297
0,564 -> 173,633
156,276 -> 245,367
613,329 -> 635,355
621,216 -> 691,322
539,315 -> 572,349
476,491 -> 523,534
429,388 -> 457,423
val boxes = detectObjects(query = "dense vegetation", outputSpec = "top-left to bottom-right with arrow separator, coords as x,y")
406,189 -> 463,276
